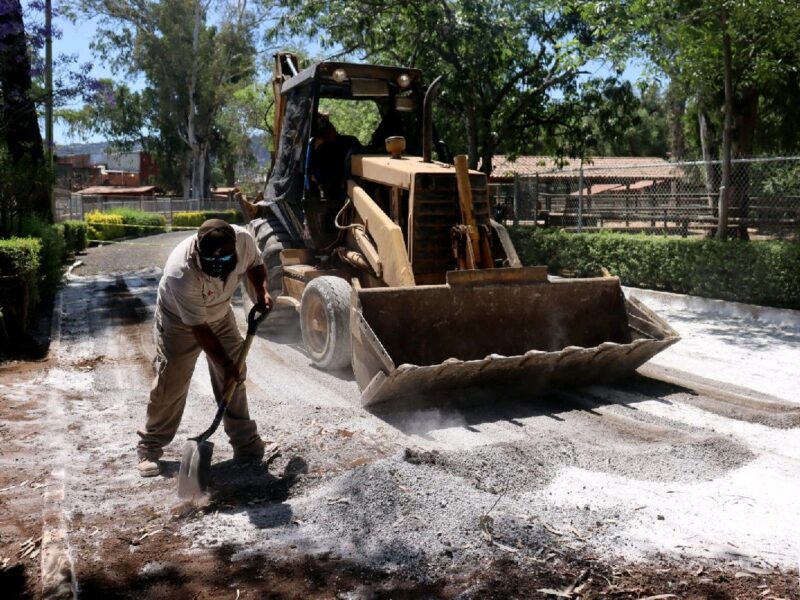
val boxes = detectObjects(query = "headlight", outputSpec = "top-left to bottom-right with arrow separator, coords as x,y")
397,73 -> 411,88
332,68 -> 347,83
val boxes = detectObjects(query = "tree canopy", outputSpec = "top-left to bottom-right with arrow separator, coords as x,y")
72,0 -> 266,197
274,0 -> 645,173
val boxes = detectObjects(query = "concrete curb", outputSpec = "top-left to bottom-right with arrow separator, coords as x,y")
624,287 -> 800,328
40,287 -> 77,600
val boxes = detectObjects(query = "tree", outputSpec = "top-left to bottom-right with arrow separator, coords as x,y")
592,0 -> 800,236
274,0 -> 626,174
0,0 -> 49,232
77,0 -> 264,198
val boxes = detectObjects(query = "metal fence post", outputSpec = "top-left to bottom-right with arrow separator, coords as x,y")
577,164 -> 584,232
512,174 -> 520,226
532,174 -> 539,226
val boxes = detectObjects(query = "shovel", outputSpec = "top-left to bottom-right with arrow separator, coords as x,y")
177,304 -> 269,499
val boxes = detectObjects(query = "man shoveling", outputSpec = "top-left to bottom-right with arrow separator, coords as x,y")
137,219 -> 275,477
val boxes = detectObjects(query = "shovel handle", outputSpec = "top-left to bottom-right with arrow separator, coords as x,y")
191,305 -> 270,444
247,304 -> 270,335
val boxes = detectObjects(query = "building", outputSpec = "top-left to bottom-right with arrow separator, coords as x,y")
55,151 -> 159,190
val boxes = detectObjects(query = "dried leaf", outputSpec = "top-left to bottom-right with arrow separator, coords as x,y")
735,571 -> 755,579
542,523 -> 564,536
326,496 -> 350,505
567,526 -> 584,540
536,588 -> 573,598
639,595 -> 678,600
493,541 -> 518,553
745,566 -> 773,576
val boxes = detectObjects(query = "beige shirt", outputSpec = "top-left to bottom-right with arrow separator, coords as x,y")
156,225 -> 262,328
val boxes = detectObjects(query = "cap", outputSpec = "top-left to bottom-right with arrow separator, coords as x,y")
197,219 -> 236,256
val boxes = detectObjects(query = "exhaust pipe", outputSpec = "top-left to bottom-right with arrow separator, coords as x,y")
422,76 -> 443,163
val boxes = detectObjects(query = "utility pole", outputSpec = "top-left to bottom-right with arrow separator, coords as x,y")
45,0 -> 54,219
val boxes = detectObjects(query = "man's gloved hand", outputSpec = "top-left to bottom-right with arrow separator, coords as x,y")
222,359 -> 244,393
256,291 -> 274,313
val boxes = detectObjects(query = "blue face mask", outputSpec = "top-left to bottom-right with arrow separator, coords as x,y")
200,252 -> 236,278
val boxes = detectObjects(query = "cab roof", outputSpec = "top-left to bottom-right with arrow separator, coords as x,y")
281,61 -> 423,95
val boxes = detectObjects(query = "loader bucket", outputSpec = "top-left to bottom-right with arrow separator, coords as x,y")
350,267 -> 679,408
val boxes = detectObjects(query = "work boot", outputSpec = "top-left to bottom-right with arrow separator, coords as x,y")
137,456 -> 160,478
233,438 -> 279,464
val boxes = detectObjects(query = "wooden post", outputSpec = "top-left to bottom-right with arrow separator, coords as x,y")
454,155 -> 492,268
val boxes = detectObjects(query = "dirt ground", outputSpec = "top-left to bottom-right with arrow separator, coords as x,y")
1,233 -> 799,599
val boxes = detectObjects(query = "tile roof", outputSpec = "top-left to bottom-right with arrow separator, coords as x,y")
77,186 -> 161,195
490,156 -> 680,180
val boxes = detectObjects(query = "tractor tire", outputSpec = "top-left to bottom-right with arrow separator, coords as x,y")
242,214 -> 297,322
251,214 -> 295,299
299,276 -> 352,371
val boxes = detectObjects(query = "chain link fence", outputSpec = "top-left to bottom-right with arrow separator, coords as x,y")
489,156 -> 800,240
54,194 -> 239,224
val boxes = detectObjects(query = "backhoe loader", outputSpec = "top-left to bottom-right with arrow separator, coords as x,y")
240,52 -> 679,407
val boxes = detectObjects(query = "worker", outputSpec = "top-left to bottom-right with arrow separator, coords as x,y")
136,219 -> 274,477
309,113 -> 363,202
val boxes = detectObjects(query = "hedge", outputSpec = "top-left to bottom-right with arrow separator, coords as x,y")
86,211 -> 125,241
172,210 -> 242,228
106,208 -> 168,236
0,237 -> 42,344
62,220 -> 88,254
509,228 -> 800,309
20,216 -> 66,302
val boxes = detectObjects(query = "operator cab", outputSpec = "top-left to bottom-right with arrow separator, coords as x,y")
266,59 -> 426,249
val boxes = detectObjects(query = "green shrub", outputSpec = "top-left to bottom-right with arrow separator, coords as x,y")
509,228 -> 800,309
172,209 -> 242,228
62,220 -> 88,254
106,208 -> 168,236
0,237 -> 42,342
20,216 -> 65,302
86,211 -> 125,240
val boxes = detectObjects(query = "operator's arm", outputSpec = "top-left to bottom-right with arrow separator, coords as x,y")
191,323 -> 241,385
246,264 -> 273,310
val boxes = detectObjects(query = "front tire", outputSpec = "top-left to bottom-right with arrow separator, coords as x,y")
300,276 -> 352,370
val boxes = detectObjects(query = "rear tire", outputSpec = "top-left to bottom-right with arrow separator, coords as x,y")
251,214 -> 295,299
300,276 -> 352,370
242,214 -> 297,324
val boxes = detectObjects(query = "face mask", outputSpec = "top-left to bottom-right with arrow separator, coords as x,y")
199,251 -> 237,279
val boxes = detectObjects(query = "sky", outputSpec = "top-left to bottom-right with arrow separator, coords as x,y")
45,2 -> 649,146
52,11 -> 135,144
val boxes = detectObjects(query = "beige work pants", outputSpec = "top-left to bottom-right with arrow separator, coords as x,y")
137,308 -> 260,460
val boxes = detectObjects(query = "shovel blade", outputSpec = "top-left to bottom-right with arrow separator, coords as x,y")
177,440 -> 214,499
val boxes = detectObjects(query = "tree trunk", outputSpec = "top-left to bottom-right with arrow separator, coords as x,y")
191,142 -> 209,201
185,0 -> 202,199
0,0 -> 50,227
223,158 -> 236,187
716,10 -> 733,240
667,82 -> 686,160
464,103 -> 479,170
729,87 -> 759,223
698,106 -> 719,209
